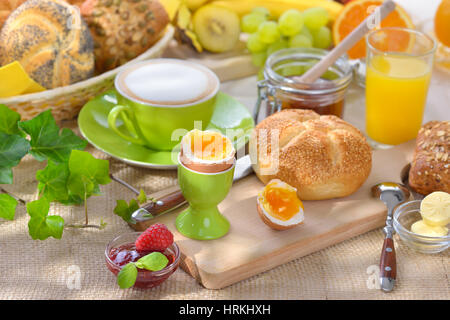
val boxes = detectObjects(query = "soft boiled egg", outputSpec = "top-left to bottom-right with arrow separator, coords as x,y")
180,129 -> 235,173
257,179 -> 305,230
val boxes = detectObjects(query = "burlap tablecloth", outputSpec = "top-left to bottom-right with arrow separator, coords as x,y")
1,70 -> 449,299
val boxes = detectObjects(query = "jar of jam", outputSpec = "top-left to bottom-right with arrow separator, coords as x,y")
254,48 -> 353,122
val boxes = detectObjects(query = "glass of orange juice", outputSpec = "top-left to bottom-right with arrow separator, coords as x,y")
365,27 -> 436,149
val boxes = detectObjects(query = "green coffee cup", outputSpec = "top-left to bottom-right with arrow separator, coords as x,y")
108,59 -> 219,151
176,154 -> 235,240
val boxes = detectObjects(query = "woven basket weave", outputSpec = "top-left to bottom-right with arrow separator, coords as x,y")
0,25 -> 175,122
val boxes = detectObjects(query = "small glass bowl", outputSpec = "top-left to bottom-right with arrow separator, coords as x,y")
393,200 -> 450,254
105,232 -> 180,289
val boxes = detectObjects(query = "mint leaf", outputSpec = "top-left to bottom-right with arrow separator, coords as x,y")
0,193 -> 18,220
67,150 -> 111,198
137,189 -> 147,204
0,132 -> 30,184
135,252 -> 169,271
18,110 -> 87,163
117,263 -> 138,289
27,198 -> 64,240
0,105 -> 23,136
36,161 -> 70,202
113,199 -> 139,224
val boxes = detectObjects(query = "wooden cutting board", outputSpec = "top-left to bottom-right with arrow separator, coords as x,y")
131,140 -> 416,289
163,40 -> 258,82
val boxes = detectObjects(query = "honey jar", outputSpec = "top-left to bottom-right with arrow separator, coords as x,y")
254,48 -> 353,122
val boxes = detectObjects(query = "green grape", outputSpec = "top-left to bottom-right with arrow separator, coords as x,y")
312,26 -> 332,49
266,38 -> 288,56
299,26 -> 314,43
241,13 -> 267,34
278,9 -> 304,37
288,34 -> 312,48
257,21 -> 280,44
303,7 -> 329,30
251,52 -> 267,67
247,33 -> 267,53
252,7 -> 270,18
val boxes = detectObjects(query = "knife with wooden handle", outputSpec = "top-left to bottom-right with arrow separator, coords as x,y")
130,155 -> 253,225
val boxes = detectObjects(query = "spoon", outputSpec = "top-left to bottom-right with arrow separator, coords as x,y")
371,182 -> 410,292
297,0 -> 396,84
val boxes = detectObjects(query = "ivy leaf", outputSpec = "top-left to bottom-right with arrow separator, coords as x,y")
36,161 -> 84,205
67,150 -> 111,198
58,194 -> 84,206
113,199 -> 139,224
0,132 -> 30,184
27,198 -> 64,240
0,193 -> 18,220
36,161 -> 70,202
0,168 -> 13,185
0,104 -> 24,136
117,263 -> 138,289
135,252 -> 168,271
18,110 -> 87,163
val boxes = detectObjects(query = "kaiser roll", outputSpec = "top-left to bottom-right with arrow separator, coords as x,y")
0,0 -> 95,89
250,109 -> 372,200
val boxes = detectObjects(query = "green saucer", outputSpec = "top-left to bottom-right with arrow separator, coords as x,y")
78,90 -> 254,169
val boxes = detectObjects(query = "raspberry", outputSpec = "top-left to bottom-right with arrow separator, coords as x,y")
135,223 -> 174,253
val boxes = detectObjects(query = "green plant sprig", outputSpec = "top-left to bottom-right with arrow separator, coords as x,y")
0,105 -> 112,239
113,187 -> 157,224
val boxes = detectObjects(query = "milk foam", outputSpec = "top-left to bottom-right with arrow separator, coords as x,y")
119,60 -> 218,106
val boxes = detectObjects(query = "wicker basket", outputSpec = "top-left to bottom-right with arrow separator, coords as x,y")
0,25 -> 175,122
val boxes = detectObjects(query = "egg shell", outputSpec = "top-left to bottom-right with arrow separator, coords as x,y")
179,149 -> 235,173
256,196 -> 304,231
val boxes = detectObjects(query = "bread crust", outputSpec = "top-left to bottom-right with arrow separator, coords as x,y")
409,121 -> 450,195
0,0 -> 94,89
250,109 -> 372,200
81,0 -> 169,73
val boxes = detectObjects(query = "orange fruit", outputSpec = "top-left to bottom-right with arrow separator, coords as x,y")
332,0 -> 414,59
435,0 -> 450,47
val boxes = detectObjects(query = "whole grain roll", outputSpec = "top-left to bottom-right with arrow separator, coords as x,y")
250,109 -> 372,200
0,0 -> 94,89
409,121 -> 450,195
81,0 -> 170,73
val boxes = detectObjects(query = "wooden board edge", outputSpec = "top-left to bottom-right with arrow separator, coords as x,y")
190,210 -> 387,289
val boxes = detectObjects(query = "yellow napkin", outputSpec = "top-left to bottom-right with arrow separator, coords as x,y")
0,61 -> 46,98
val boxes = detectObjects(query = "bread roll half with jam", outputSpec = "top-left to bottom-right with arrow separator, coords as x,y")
0,0 -> 94,89
250,109 -> 372,200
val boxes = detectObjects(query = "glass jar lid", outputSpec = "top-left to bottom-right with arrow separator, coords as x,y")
263,48 -> 354,95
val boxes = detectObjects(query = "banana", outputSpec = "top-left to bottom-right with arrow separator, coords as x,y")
185,0 -> 211,11
174,3 -> 204,52
210,0 -> 343,21
159,0 -> 182,21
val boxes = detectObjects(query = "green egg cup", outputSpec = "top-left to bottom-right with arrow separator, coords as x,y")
176,156 -> 235,240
